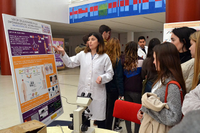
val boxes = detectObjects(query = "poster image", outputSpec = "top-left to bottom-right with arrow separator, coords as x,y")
15,64 -> 49,103
2,14 -> 63,125
53,38 -> 65,69
8,30 -> 53,56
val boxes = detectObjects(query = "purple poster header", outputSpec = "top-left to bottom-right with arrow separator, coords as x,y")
8,30 -> 53,56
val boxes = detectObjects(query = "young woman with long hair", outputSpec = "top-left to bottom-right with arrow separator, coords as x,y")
137,42 -> 186,133
182,31 -> 200,115
105,37 -> 124,130
141,38 -> 161,93
121,41 -> 143,133
53,32 -> 114,128
171,27 -> 196,92
189,31 -> 200,89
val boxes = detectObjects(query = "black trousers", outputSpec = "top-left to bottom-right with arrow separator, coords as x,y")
95,120 -> 106,128
105,91 -> 119,130
124,91 -> 141,133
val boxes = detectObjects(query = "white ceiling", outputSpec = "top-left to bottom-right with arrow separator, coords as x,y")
39,12 -> 165,36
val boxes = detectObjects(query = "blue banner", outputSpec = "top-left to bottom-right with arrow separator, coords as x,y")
69,0 -> 166,23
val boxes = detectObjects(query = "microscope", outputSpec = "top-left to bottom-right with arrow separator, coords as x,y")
68,92 -> 95,133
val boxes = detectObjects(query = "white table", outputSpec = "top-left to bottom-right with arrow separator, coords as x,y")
47,126 -> 118,133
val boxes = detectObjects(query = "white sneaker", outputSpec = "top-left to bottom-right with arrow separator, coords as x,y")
114,126 -> 122,132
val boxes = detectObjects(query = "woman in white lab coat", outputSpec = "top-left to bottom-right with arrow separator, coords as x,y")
53,32 -> 114,128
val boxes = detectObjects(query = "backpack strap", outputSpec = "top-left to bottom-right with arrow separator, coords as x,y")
164,81 -> 183,104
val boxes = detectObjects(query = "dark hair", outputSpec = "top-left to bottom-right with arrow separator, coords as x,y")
153,42 -> 186,96
124,41 -> 138,71
147,38 -> 161,58
99,25 -> 111,35
84,32 -> 106,54
138,36 -> 146,42
82,34 -> 89,44
145,38 -> 161,77
172,27 -> 196,51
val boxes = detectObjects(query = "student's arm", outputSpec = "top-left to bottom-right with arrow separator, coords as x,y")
141,84 -> 182,126
115,59 -> 124,96
53,45 -> 81,68
60,53 -> 80,68
182,84 -> 200,115
100,56 -> 114,84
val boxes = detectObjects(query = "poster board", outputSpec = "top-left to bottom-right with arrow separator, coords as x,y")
52,38 -> 65,69
163,20 -> 200,42
2,14 -> 63,125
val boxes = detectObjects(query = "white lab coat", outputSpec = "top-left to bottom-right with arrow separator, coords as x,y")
138,46 -> 148,59
60,51 -> 114,120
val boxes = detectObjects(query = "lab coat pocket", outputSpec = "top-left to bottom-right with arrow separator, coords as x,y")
93,86 -> 106,100
95,64 -> 104,75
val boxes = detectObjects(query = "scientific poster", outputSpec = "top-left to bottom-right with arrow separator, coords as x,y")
163,21 -> 200,42
2,14 -> 63,125
53,38 -> 65,69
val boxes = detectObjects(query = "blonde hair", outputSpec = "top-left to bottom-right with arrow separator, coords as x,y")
190,31 -> 200,90
106,38 -> 121,67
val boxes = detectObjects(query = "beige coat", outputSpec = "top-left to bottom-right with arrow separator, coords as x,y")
139,93 -> 172,133
181,58 -> 194,93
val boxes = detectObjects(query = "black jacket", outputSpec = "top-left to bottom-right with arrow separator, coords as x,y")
106,58 -> 124,96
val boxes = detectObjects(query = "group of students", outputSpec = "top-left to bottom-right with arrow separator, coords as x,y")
53,25 -> 200,133
137,27 -> 200,133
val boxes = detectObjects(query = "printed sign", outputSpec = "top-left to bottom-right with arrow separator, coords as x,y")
2,14 -> 63,125
163,21 -> 200,42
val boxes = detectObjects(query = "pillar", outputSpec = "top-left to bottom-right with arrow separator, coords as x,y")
0,0 -> 16,75
166,0 -> 200,23
127,32 -> 134,42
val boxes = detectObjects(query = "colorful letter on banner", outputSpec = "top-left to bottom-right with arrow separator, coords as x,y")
99,3 -> 108,16
2,14 -> 63,125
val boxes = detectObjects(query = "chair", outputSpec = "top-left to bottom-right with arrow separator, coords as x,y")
112,100 -> 142,130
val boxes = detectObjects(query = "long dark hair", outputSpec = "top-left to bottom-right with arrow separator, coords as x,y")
146,38 -> 161,75
124,41 -> 138,71
153,42 -> 186,96
147,38 -> 161,58
172,27 -> 196,51
84,32 -> 106,54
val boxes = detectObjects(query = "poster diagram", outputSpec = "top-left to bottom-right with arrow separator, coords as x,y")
2,14 -> 63,125
8,30 -> 53,56
15,65 -> 48,103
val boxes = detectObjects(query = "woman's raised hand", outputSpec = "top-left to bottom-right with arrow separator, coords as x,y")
52,46 -> 65,56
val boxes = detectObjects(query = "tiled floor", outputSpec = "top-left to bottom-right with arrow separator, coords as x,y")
0,67 -> 135,133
